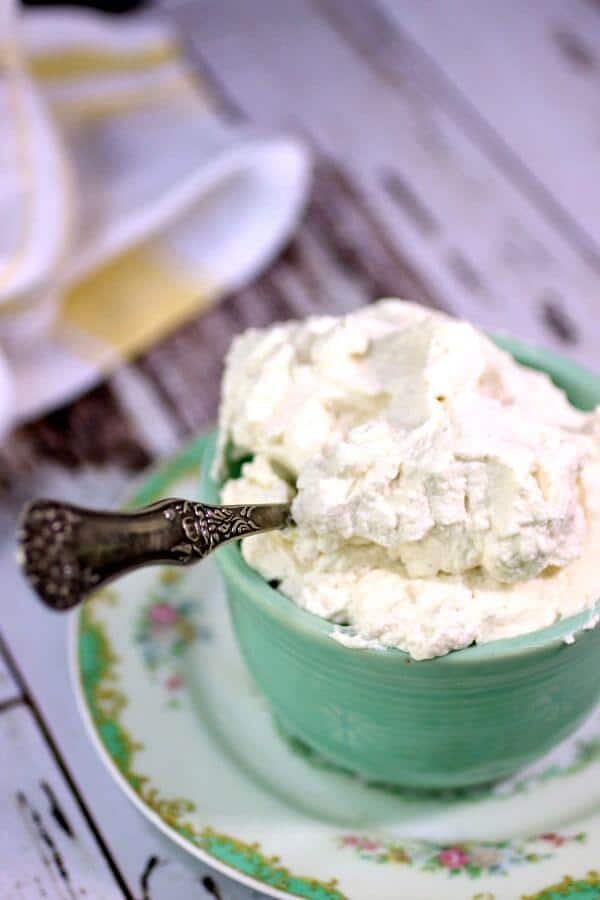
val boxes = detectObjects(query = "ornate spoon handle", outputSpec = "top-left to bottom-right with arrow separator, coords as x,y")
18,498 -> 292,611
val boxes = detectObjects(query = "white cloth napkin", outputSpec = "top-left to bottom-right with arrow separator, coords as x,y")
0,2 -> 310,432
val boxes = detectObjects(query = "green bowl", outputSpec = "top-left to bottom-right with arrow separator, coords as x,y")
199,336 -> 600,789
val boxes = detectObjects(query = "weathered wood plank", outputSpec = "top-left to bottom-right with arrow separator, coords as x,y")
110,365 -> 185,459
0,703 -> 120,899
176,0 -> 600,373
10,381 -> 150,474
383,0 -> 600,253
0,644 -> 19,707
0,362 -> 184,488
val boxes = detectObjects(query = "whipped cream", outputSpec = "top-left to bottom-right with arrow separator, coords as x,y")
217,301 -> 600,659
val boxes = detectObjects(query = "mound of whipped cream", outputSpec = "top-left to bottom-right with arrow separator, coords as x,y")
217,300 -> 600,659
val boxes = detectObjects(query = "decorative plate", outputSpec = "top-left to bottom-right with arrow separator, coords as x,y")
71,435 -> 600,900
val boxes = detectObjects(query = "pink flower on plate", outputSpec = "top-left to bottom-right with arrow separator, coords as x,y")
438,847 -> 470,868
358,839 -> 379,851
341,836 -> 360,847
149,602 -> 178,626
166,673 -> 184,691
539,833 -> 565,847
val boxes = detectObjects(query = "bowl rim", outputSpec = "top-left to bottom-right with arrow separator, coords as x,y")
200,334 -> 600,666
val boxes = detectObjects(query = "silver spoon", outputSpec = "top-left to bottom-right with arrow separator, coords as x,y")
17,498 -> 292,611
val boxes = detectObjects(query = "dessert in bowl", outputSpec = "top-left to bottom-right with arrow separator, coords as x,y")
199,300 -> 600,788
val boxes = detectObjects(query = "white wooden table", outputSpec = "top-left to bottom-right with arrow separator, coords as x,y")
2,1 -> 599,896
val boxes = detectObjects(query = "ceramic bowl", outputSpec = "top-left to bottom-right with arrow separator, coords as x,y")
199,336 -> 600,789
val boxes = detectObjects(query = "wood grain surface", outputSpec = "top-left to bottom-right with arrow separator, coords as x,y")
2,1 -> 599,897
0,704 -> 120,899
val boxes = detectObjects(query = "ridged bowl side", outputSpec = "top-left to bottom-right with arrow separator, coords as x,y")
224,576 -> 600,787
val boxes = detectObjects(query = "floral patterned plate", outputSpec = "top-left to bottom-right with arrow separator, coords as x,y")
71,435 -> 600,900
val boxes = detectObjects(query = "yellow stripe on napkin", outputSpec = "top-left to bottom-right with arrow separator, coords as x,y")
61,247 -> 217,358
30,42 -> 178,81
50,72 -> 194,124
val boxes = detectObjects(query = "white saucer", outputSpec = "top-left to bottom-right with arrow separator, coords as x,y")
71,435 -> 600,900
